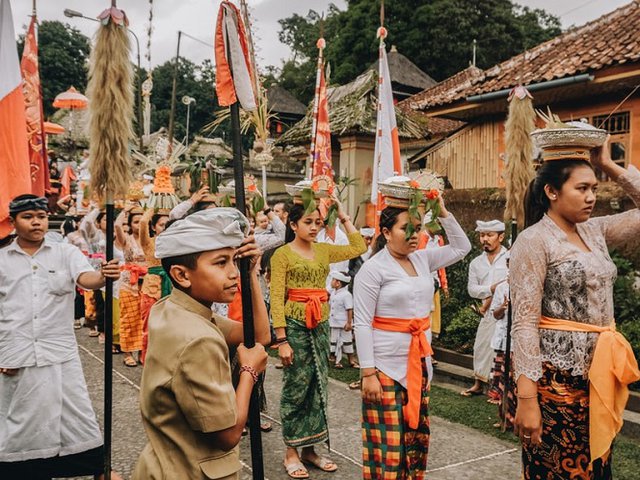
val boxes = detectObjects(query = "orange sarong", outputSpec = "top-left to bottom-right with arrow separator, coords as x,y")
372,315 -> 433,430
287,288 -> 328,329
539,315 -> 640,462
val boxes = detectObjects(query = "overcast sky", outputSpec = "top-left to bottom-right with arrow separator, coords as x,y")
10,0 -> 632,72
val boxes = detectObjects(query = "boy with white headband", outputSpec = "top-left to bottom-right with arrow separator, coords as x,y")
133,208 -> 271,480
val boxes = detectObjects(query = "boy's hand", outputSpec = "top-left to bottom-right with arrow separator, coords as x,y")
237,343 -> 267,374
344,322 -> 353,332
235,235 -> 262,263
101,260 -> 121,280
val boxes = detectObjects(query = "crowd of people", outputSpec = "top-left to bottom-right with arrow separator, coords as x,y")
0,137 -> 639,480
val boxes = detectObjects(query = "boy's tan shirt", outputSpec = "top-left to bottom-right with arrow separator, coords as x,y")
133,288 -> 240,480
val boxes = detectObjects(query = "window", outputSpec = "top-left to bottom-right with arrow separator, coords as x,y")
590,112 -> 630,179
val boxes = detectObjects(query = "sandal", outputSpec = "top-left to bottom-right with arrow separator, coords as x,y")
348,380 -> 361,390
350,361 -> 360,368
460,388 -> 483,397
334,363 -> 343,369
123,355 -> 137,367
112,345 -> 122,354
301,454 -> 338,472
284,461 -> 309,479
88,329 -> 100,337
260,421 -> 273,432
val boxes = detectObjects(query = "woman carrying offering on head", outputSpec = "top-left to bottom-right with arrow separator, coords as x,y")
270,182 -> 366,479
353,176 -> 470,479
511,131 -> 640,479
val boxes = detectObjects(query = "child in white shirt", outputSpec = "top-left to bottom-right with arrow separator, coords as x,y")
328,271 -> 357,368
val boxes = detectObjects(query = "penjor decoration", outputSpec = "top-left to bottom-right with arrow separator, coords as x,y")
503,86 -> 535,229
86,3 -> 135,477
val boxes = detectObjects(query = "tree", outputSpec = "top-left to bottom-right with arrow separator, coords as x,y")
18,21 -> 90,118
273,0 -> 562,103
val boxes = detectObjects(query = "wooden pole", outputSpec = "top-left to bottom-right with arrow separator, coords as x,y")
501,219 -> 517,430
167,31 -> 182,146
103,196 -> 115,478
227,29 -> 264,480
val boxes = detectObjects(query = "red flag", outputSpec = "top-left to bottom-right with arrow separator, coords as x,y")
311,64 -> 332,179
0,0 -> 32,237
20,16 -> 49,196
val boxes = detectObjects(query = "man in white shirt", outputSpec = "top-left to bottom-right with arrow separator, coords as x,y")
328,271 -> 356,368
461,219 -> 509,397
0,195 -> 122,479
317,223 -> 350,290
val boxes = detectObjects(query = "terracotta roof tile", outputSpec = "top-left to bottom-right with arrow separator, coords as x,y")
405,1 -> 640,110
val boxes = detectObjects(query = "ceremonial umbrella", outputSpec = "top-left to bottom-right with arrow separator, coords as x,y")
53,86 -> 88,110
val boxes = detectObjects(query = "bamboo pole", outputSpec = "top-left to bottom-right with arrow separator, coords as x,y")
307,18 -> 325,180
225,24 -> 264,479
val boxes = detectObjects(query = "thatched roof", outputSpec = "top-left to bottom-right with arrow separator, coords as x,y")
367,46 -> 437,93
277,69 -> 429,146
187,136 -> 234,161
267,85 -> 306,116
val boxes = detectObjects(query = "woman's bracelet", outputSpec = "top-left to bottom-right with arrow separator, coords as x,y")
516,393 -> 538,400
273,337 -> 288,347
361,370 -> 377,379
339,215 -> 350,224
239,365 -> 259,384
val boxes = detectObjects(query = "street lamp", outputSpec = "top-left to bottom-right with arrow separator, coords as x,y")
181,96 -> 196,147
64,8 -> 144,150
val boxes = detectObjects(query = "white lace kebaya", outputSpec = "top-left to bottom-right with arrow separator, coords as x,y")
510,166 -> 640,382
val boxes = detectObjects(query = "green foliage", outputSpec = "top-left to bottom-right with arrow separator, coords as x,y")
442,306 -> 480,354
611,251 -> 640,326
18,21 -> 90,118
274,0 -> 562,103
301,188 -> 317,216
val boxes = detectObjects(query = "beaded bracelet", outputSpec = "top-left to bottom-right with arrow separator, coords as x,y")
239,365 -> 259,384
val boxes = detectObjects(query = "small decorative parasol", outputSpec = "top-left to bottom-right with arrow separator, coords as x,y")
53,86 -> 89,110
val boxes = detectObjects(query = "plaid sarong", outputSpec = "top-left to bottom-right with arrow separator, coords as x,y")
362,362 -> 430,480
119,289 -> 143,353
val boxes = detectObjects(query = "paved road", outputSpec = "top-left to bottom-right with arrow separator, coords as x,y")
71,330 -> 522,480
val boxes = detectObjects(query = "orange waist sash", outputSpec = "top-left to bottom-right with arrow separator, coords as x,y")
373,315 -> 433,430
539,315 -> 640,462
121,264 -> 148,285
287,288 -> 329,329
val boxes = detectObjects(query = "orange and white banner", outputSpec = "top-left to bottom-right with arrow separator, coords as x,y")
21,15 -> 50,197
214,1 -> 256,110
0,0 -> 32,237
370,30 -> 402,205
311,50 -> 332,179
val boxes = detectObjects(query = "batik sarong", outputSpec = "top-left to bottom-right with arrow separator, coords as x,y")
280,318 -> 330,448
362,362 -> 430,480
522,362 -> 612,479
488,351 -> 516,429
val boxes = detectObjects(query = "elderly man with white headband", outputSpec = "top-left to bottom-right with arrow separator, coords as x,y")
461,219 -> 509,397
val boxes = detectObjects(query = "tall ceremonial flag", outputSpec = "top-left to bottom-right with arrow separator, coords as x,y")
309,37 -> 332,180
0,0 -> 31,238
370,20 -> 402,229
21,11 -> 50,196
215,1 -> 256,111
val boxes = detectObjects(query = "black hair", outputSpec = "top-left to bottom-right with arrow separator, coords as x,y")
193,200 -> 216,212
524,159 -> 594,228
371,207 -> 406,256
149,213 -> 169,238
61,218 -> 77,237
127,211 -> 142,230
161,252 -> 204,290
285,203 -> 320,243
96,212 -> 106,225
260,247 -> 276,274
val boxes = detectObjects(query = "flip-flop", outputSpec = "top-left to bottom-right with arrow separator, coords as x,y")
260,421 -> 273,432
301,455 -> 338,472
284,461 -> 309,479
348,381 -> 361,390
460,388 -> 483,397
334,363 -> 344,369
350,361 -> 360,368
123,356 -> 137,367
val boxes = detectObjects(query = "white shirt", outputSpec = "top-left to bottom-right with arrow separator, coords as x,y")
467,247 -> 509,300
317,226 -> 350,289
329,286 -> 353,328
354,215 -> 471,387
490,281 -> 510,351
0,239 -> 94,368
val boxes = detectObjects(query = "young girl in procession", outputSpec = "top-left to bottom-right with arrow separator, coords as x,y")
270,192 -> 366,479
511,135 -> 640,479
115,204 -> 147,367
138,208 -> 170,365
354,178 -> 471,479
